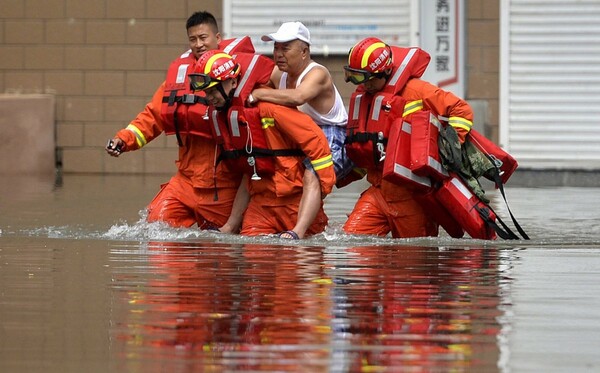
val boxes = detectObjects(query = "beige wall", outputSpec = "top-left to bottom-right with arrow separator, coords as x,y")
0,94 -> 55,174
0,0 -> 498,174
465,0 -> 500,140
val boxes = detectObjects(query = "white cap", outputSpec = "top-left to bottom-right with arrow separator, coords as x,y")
261,21 -> 311,44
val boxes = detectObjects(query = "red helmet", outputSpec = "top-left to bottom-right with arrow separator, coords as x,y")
189,50 -> 240,90
347,37 -> 392,73
344,37 -> 392,84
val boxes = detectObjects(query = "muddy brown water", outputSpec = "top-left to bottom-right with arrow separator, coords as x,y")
1,174 -> 599,372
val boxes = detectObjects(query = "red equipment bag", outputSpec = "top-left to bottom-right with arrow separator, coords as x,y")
435,175 -> 497,240
409,110 -> 449,181
467,129 -> 518,185
414,189 -> 464,238
382,119 -> 432,191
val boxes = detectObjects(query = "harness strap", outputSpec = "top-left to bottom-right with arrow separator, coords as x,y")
453,168 -> 525,240
345,132 -> 384,144
475,204 -> 520,240
167,90 -> 177,106
166,90 -> 183,146
162,94 -> 209,105
217,147 -> 304,163
489,170 -> 530,240
164,92 -> 209,147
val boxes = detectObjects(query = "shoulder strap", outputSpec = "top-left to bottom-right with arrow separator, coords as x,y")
296,61 -> 319,87
161,94 -> 209,105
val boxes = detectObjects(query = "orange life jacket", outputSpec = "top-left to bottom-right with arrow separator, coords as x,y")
345,47 -> 431,169
206,53 -> 302,178
435,174 -> 498,240
160,37 -> 255,145
382,119 -> 433,191
409,114 -> 524,240
379,111 -> 465,238
409,110 -> 450,181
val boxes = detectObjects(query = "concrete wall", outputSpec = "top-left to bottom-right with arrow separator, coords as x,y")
0,94 -> 55,174
0,0 -> 499,175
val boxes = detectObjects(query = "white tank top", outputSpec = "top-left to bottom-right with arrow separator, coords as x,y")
278,62 -> 348,127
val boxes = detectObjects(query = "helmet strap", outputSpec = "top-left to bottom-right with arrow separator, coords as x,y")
383,68 -> 393,83
215,82 -> 234,111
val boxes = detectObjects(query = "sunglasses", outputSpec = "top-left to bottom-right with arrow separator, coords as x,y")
189,73 -> 220,91
343,66 -> 387,85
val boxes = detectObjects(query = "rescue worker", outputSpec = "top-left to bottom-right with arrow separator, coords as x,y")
249,21 -> 357,239
190,50 -> 336,239
341,37 -> 474,238
105,11 -> 253,232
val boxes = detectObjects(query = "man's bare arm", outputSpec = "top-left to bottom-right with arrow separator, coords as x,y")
250,66 -> 330,107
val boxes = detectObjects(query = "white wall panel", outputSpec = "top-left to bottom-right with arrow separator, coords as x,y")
223,0 -> 412,55
501,0 -> 600,169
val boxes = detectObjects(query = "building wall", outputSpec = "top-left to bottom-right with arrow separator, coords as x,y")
465,0 -> 500,140
0,0 -> 499,174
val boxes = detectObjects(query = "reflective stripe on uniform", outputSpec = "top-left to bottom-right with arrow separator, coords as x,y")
261,117 -> 275,129
387,48 -> 418,87
449,116 -> 473,132
311,154 -> 333,171
403,99 -> 423,117
126,124 -> 147,148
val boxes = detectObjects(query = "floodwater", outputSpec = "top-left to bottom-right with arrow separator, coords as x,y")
1,173 -> 599,373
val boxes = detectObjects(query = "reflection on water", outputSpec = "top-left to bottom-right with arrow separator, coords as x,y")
108,242 -> 501,372
1,174 -> 600,372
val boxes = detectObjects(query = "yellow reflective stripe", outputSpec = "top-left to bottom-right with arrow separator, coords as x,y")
126,124 -> 147,148
361,42 -> 388,69
403,100 -> 423,117
449,116 -> 473,131
261,117 -> 274,129
203,52 -> 233,74
311,154 -> 333,171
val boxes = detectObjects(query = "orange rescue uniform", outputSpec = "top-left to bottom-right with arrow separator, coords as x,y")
113,38 -> 255,229
240,102 -> 336,236
115,81 -> 242,228
343,78 -> 473,238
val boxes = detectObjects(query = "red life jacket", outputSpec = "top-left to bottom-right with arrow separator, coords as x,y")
467,129 -> 518,185
409,110 -> 450,181
207,53 -> 300,178
401,113 -> 524,240
382,110 -> 472,238
382,118 -> 433,191
383,119 -> 496,239
435,174 -> 498,240
346,47 -> 431,169
160,37 -> 255,145
414,189 -> 465,238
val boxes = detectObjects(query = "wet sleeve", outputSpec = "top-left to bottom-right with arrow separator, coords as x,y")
115,82 -> 166,151
416,80 -> 474,143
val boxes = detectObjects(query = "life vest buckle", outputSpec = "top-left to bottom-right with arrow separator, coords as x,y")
182,94 -> 197,104
377,132 -> 386,161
